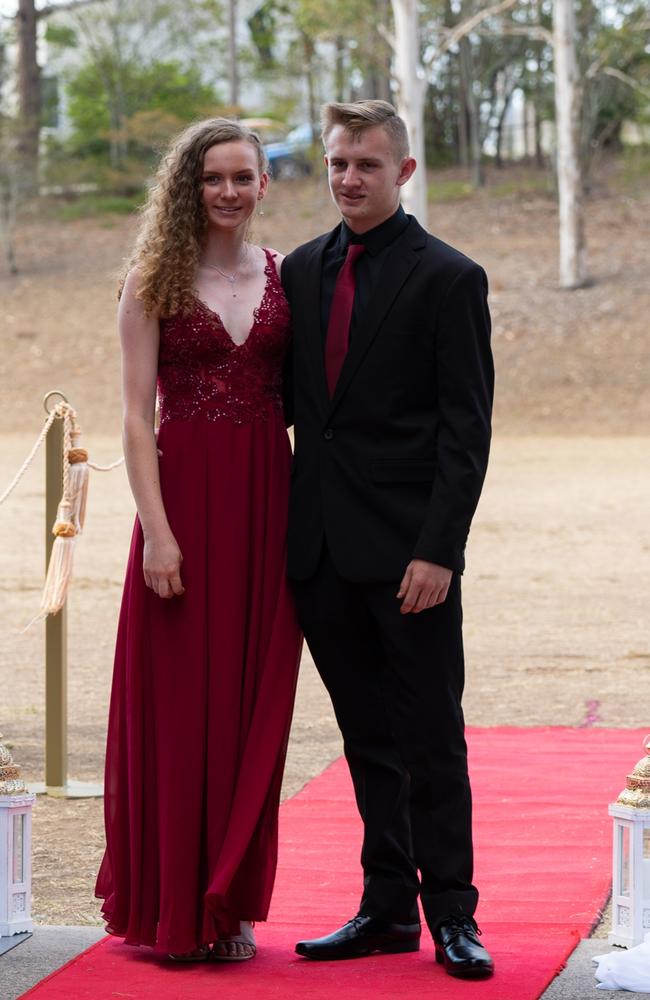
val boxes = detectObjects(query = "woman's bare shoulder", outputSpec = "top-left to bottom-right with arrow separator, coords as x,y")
263,247 -> 285,278
119,265 -> 159,322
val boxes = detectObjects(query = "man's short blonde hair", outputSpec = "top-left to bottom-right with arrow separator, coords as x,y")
320,100 -> 410,161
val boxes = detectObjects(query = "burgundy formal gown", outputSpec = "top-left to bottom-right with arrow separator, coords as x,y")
96,250 -> 302,955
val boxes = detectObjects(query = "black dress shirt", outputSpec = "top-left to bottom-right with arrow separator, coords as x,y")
320,205 -> 410,343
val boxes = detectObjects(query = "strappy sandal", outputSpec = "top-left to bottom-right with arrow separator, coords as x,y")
211,920 -> 256,962
168,944 -> 211,962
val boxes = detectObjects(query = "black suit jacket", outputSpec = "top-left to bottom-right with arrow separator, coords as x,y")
281,215 -> 494,582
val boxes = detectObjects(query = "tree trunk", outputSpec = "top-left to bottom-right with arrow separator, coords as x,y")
108,9 -> 128,169
16,0 -> 41,196
228,0 -> 239,108
391,0 -> 427,222
495,84 -> 514,169
459,35 -> 483,188
374,0 -> 392,103
534,69 -> 545,167
457,86 -> 469,166
532,0 -> 546,167
0,181 -> 19,275
553,0 -> 586,288
335,36 -> 346,102
524,98 -> 536,161
359,17 -> 391,103
302,33 -> 317,133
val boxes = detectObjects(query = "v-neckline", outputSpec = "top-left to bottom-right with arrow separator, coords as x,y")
196,251 -> 272,349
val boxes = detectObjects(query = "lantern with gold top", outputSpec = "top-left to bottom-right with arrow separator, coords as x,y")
608,735 -> 650,948
0,734 -> 35,937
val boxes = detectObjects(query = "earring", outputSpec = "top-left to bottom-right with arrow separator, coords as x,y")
257,200 -> 265,217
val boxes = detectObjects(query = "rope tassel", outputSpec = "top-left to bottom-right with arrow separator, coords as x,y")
0,394 -> 124,629
26,408 -> 90,627
39,449 -> 89,617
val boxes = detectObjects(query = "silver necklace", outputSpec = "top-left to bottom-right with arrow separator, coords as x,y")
203,245 -> 249,298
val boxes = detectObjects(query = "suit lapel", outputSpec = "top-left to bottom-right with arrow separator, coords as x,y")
300,229 -> 338,412
328,218 -> 426,413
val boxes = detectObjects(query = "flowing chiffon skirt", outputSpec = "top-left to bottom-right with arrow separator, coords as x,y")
96,412 -> 302,954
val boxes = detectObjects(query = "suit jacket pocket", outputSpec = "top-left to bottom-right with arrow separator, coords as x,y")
370,460 -> 436,483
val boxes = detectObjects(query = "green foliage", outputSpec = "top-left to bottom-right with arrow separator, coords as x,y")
42,135 -> 144,194
581,0 -> 650,151
28,0 -> 650,196
65,58 -> 221,158
427,178 -> 474,202
44,23 -> 78,48
248,0 -> 277,68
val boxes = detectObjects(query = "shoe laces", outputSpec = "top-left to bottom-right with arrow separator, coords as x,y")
349,915 -> 368,931
443,915 -> 481,940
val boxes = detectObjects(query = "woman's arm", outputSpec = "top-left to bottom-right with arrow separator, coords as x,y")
119,269 -> 184,599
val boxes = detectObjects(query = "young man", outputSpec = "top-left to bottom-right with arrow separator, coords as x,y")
281,100 -> 494,979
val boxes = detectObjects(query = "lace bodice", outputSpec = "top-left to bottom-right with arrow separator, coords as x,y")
157,249 -> 290,425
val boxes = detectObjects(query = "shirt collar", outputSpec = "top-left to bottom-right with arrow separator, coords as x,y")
338,205 -> 409,257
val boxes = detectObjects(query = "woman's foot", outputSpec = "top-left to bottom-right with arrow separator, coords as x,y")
211,920 -> 256,962
168,944 -> 210,962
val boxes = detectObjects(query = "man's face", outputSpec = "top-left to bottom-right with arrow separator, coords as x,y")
324,124 -> 415,233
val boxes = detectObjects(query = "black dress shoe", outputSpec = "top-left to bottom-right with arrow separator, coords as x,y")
434,915 -> 494,979
295,915 -> 421,960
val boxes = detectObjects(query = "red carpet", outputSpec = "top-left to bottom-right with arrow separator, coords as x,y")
21,727 -> 648,1000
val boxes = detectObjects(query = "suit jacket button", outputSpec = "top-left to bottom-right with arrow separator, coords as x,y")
323,428 -> 334,440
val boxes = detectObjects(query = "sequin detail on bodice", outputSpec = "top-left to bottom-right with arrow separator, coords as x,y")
157,249 -> 290,425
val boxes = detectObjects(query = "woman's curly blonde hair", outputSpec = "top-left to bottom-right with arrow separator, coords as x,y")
122,118 -> 268,318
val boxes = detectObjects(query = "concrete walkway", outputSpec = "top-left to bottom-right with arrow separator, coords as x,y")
3,927 -> 650,1000
1,926 -> 104,1000
542,939 -> 650,1000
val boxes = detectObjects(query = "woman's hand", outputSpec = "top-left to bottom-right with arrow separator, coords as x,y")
143,533 -> 185,598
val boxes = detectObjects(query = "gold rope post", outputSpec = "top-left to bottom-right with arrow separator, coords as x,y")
44,391 -> 68,794
35,392 -> 102,798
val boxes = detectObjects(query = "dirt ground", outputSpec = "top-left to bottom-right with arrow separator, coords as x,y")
0,165 -> 648,927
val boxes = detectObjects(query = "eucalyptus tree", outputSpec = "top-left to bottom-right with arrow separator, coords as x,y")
553,0 -> 585,286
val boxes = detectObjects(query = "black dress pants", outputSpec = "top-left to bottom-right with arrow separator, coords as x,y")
292,546 -> 479,933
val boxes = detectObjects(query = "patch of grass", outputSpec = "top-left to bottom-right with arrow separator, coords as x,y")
619,145 -> 650,191
53,192 -> 144,221
427,172 -> 552,203
427,179 -> 474,202
489,175 -> 552,197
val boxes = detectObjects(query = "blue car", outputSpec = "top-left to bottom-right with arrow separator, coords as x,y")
264,124 -> 317,179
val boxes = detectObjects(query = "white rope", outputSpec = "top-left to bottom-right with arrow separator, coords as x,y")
0,405 -> 125,505
61,403 -> 73,506
87,457 -> 125,472
0,408 -> 59,505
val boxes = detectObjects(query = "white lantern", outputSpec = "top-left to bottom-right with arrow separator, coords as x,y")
0,735 -> 35,937
609,735 -> 650,948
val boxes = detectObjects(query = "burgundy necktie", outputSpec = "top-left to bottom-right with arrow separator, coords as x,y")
325,243 -> 365,397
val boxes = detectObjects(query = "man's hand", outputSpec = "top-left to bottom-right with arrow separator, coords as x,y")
396,559 -> 452,614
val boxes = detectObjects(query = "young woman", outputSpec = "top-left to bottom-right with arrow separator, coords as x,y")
95,119 -> 301,962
